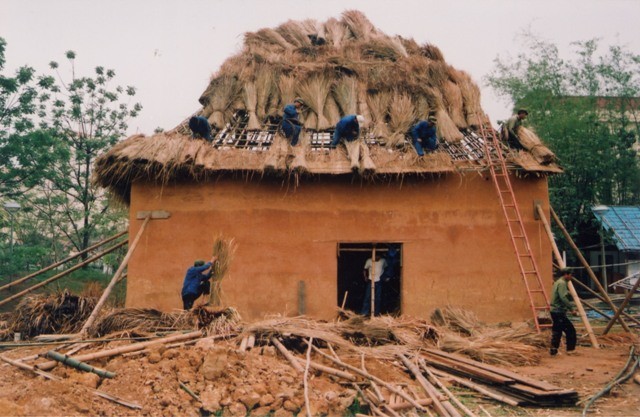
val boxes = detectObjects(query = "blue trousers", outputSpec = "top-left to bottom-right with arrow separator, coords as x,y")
413,137 -> 438,156
282,120 -> 301,146
360,281 -> 382,316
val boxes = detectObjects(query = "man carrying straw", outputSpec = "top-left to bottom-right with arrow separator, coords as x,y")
500,109 -> 528,150
181,256 -> 217,310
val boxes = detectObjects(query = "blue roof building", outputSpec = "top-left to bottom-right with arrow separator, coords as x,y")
592,206 -> 640,252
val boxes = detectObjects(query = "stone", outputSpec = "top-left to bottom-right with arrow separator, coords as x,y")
283,400 -> 299,412
148,350 -> 162,364
272,409 -> 293,417
252,405 -> 273,416
227,402 -> 247,416
259,393 -> 275,406
200,389 -> 222,413
201,349 -> 229,380
239,392 -> 261,410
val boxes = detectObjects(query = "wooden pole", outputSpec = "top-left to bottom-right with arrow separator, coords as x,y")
571,279 -> 640,327
602,276 -> 640,335
0,240 -> 127,308
422,365 -> 479,417
271,337 -> 304,373
535,205 -> 600,348
80,215 -> 150,335
0,231 -> 127,293
36,330 -> 202,371
398,353 -> 451,417
45,350 -> 115,378
549,207 -> 625,319
370,247 -> 376,319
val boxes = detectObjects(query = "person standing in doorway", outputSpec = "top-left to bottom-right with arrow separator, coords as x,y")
550,268 -> 578,356
360,252 -> 387,317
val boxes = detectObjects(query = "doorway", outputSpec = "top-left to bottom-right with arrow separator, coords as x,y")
337,242 -> 402,316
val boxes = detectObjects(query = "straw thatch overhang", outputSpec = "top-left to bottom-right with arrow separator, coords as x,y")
94,117 -> 561,204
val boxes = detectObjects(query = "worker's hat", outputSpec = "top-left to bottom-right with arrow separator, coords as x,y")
517,109 -> 529,115
194,260 -> 205,267
356,114 -> 365,124
294,97 -> 305,105
428,115 -> 437,123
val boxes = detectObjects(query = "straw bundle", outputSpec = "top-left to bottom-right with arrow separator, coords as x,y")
431,306 -> 482,336
255,67 -> 276,121
362,37 -> 406,62
455,70 -> 484,127
442,80 -> 467,129
387,93 -> 416,147
290,131 -> 310,172
366,91 -> 391,138
276,20 -> 312,48
414,95 -> 432,120
421,43 -> 445,61
359,142 -> 376,174
242,82 -> 261,130
356,82 -> 371,123
4,291 -> 97,340
516,127 -> 557,165
426,88 -> 463,142
210,235 -> 237,306
437,330 -> 541,366
324,18 -> 350,48
296,74 -> 333,130
333,77 -> 358,115
89,308 -> 190,337
278,75 -> 297,108
205,76 -> 241,129
245,28 -> 293,52
190,305 -> 241,335
341,10 -> 377,41
323,95 -> 341,126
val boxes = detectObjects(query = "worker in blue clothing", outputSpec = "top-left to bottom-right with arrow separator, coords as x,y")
281,98 -> 305,146
331,114 -> 365,146
181,256 -> 217,310
189,116 -> 213,142
410,116 -> 438,156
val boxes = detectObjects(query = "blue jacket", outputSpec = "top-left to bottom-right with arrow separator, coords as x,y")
283,104 -> 299,122
181,263 -> 212,296
411,121 -> 437,148
189,116 -> 212,141
331,115 -> 360,145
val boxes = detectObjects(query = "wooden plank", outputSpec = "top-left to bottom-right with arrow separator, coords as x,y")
135,210 -> 171,220
422,353 -> 515,385
423,349 -> 559,391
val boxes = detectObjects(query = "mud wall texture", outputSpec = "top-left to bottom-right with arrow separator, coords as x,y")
127,173 -> 552,322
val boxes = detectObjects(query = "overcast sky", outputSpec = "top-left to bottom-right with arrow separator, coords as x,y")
2,0 -> 639,134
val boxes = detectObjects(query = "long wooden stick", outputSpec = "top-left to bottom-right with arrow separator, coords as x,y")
549,207 -> 628,327
422,363 -> 478,417
80,215 -> 151,335
537,204 -> 600,348
429,367 -> 519,407
0,240 -> 127,308
0,231 -> 127,292
398,354 -> 450,417
294,357 -> 356,380
602,275 -> 640,335
571,278 -> 640,327
271,337 -> 304,373
45,350 -> 115,378
0,354 -> 141,409
311,345 -> 425,411
36,330 -> 202,371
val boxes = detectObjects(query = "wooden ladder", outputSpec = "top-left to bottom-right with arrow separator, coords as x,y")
479,124 -> 551,332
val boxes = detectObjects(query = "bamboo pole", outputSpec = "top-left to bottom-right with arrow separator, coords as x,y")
36,330 -> 202,371
571,279 -> 640,327
0,354 -> 141,409
0,231 -> 127,293
398,354 -> 450,417
80,215 -> 151,335
371,247 -> 376,319
602,276 -> 640,335
549,207 -> 627,326
45,350 -> 115,378
0,240 -> 127,308
535,205 -> 600,348
422,363 -> 478,417
293,357 -> 356,380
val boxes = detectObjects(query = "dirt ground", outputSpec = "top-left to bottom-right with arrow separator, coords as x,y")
0,333 -> 638,417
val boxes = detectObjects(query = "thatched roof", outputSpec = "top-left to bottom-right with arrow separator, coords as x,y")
94,11 -> 561,203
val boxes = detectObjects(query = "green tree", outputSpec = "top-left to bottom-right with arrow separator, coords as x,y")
486,34 -> 640,242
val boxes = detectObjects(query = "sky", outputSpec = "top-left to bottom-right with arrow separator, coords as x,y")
2,0 -> 639,135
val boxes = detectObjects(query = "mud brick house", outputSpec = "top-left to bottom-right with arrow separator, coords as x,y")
94,11 -> 561,322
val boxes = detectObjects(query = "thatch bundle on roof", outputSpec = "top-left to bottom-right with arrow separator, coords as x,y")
197,10 -> 485,139
516,127 -> 557,165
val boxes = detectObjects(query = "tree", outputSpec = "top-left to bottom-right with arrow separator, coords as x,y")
486,34 -> 640,243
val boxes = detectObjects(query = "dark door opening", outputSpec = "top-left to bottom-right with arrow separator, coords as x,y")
337,243 -> 402,316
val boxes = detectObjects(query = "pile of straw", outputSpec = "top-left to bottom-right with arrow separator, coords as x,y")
210,235 -> 237,306
516,127 -> 557,165
2,291 -> 96,340
437,331 -> 542,366
88,308 -> 191,337
431,306 -> 482,336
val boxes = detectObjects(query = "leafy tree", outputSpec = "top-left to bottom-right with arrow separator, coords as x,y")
486,34 -> 640,244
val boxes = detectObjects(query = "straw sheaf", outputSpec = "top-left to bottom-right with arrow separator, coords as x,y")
324,17 -> 350,49
333,77 -> 358,116
387,93 -> 416,147
366,91 -> 391,138
515,127 -> 557,165
442,80 -> 467,129
341,10 -> 377,41
296,74 -> 333,130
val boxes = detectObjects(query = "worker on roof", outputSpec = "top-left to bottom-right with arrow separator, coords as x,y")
360,252 -> 387,317
189,116 -> 213,142
500,109 -> 528,150
549,268 -> 578,356
181,256 -> 217,310
410,116 -> 439,156
331,114 -> 365,147
281,98 -> 304,146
